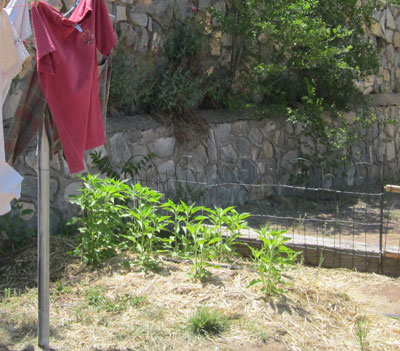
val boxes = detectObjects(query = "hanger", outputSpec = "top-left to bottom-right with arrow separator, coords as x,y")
63,0 -> 80,18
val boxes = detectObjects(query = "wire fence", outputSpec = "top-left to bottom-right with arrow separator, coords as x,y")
128,163 -> 400,276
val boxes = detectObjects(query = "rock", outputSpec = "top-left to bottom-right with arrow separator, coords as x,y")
157,160 -> 175,176
261,140 -> 274,158
370,22 -> 383,37
153,137 -> 176,158
234,137 -> 251,156
199,0 -> 211,10
387,10 -> 396,29
211,39 -> 221,56
249,127 -> 263,145
116,5 -> 127,22
240,158 -> 258,184
206,164 -> 218,184
22,177 -> 58,202
25,151 -> 37,172
386,141 -> 396,161
281,150 -> 298,170
207,130 -> 218,163
214,123 -> 231,145
86,145 -> 107,168
18,201 -> 36,221
221,48 -> 232,66
110,132 -> 132,165
221,144 -> 238,164
385,29 -> 394,43
130,13 -> 148,27
64,181 -> 83,202
394,31 -> 400,48
222,166 -> 236,183
372,10 -> 382,22
221,33 -> 232,46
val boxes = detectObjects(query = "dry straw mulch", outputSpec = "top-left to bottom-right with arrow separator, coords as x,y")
0,236 -> 399,351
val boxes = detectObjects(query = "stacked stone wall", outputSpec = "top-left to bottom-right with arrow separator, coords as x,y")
3,0 -> 400,231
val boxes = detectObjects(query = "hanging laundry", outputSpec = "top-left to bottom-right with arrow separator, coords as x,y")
31,0 -> 116,173
5,56 -> 113,165
5,0 -> 32,41
0,2 -> 31,215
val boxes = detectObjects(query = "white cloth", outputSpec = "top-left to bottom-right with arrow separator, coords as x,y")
5,0 -> 32,41
0,5 -> 31,215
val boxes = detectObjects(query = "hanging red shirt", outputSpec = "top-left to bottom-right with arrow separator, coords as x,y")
31,0 -> 116,173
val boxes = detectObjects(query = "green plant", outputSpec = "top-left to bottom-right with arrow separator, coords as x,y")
355,315 -> 369,351
248,227 -> 300,295
121,183 -> 170,271
161,200 -> 205,259
206,207 -> 250,262
110,12 -> 210,142
69,174 -> 129,265
211,0 -> 380,175
188,307 -> 230,336
90,150 -> 155,181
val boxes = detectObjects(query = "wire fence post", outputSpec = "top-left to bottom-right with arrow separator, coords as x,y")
379,154 -> 386,274
38,123 -> 50,350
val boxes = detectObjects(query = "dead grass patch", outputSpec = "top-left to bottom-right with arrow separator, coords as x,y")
0,237 -> 399,351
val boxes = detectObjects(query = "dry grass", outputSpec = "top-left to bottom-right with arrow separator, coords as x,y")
0,236 -> 399,351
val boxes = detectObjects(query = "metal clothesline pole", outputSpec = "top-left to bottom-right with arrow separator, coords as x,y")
38,122 -> 50,351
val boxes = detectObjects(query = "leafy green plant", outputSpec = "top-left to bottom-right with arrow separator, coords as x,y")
121,183 -> 170,271
69,174 -> 129,265
211,0 -> 379,175
206,207 -> 250,262
90,150 -> 155,181
161,200 -> 205,259
188,307 -> 230,336
248,227 -> 300,295
110,12 -> 210,142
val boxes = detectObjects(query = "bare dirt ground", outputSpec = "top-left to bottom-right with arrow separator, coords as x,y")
0,237 -> 399,351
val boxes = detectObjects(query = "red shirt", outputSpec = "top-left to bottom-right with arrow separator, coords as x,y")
31,0 -> 116,173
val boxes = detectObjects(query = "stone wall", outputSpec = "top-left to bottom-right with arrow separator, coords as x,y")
3,0 -> 400,232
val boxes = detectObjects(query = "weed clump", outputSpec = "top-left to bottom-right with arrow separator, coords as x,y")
188,307 -> 229,336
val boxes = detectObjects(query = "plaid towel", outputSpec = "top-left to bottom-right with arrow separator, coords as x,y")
5,56 -> 112,165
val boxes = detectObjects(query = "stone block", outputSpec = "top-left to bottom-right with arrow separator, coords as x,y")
214,123 -> 231,145
394,31 -> 400,48
116,5 -> 127,22
387,9 -> 396,29
22,176 -> 58,202
157,160 -> 175,176
249,127 -> 263,145
261,140 -> 274,158
153,137 -> 176,158
385,29 -> 394,43
199,0 -> 212,10
25,151 -> 37,172
207,130 -> 218,163
235,137 -> 251,156
110,132 -> 132,165
240,158 -> 258,184
221,33 -> 232,46
130,13 -> 148,27
370,22 -> 383,37
64,181 -> 83,202
221,144 -> 238,164
18,201 -> 36,221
